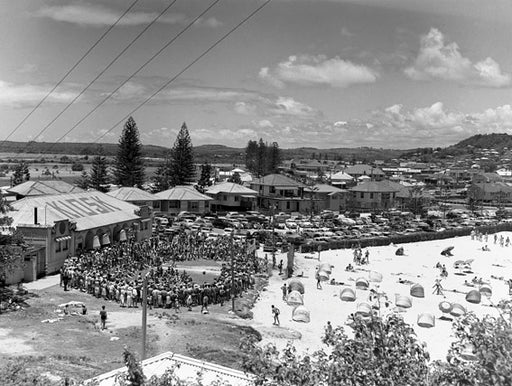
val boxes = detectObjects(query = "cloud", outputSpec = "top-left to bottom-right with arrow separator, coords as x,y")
405,28 -> 511,87
36,4 -> 220,27
340,27 -> 354,37
112,82 -> 322,121
0,79 -> 76,107
194,17 -> 223,28
259,54 -> 378,88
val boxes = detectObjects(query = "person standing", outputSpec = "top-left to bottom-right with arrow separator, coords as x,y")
271,305 -> 280,326
100,305 -> 107,330
281,283 -> 287,301
201,293 -> 209,314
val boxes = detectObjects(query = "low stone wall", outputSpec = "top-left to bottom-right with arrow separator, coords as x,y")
299,222 -> 512,253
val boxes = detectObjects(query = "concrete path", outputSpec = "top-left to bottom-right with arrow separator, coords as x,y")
24,274 -> 60,291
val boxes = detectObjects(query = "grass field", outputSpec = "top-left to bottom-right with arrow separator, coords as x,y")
0,263 -> 267,384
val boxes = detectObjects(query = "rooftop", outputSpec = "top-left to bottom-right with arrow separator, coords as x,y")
107,187 -> 159,202
7,180 -> 85,197
206,182 -> 258,195
154,185 -> 213,201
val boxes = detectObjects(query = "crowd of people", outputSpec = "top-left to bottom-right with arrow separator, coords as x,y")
60,231 -> 263,311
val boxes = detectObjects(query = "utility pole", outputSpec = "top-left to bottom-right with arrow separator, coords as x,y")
141,270 -> 149,361
271,203 -> 276,267
230,230 -> 235,311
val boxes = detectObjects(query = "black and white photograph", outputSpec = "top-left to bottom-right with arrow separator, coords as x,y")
1,0 -> 512,385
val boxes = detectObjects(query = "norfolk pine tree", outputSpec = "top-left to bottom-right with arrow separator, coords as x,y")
169,122 -> 195,186
89,147 -> 109,193
114,117 -> 145,187
153,150 -> 173,192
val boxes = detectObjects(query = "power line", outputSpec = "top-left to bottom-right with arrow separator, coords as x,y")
93,0 -> 272,144
0,0 -> 141,146
48,0 -> 223,151
22,0 -> 179,153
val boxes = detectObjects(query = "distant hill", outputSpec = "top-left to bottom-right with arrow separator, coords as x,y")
448,133 -> 512,151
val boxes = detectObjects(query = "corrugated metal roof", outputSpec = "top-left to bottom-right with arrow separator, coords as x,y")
331,171 -> 354,180
305,184 -> 347,194
9,191 -> 142,231
107,187 -> 158,201
89,351 -> 254,386
154,185 -> 213,201
7,180 -> 85,196
344,164 -> 385,176
349,180 -> 402,193
251,174 -> 305,187
206,182 -> 257,195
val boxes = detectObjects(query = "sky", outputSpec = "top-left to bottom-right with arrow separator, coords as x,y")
2,0 -> 512,150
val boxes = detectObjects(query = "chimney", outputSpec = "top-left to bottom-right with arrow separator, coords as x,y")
34,207 -> 38,225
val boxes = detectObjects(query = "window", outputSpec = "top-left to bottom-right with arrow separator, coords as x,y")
234,195 -> 239,202
286,201 -> 290,209
223,195 -> 228,201
370,193 -> 374,199
169,200 -> 179,208
55,241 -> 61,253
360,192 -> 364,199
270,186 -> 276,194
188,201 -> 199,211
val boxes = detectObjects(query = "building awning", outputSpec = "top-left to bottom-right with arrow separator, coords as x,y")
102,233 -> 111,245
55,236 -> 71,242
93,235 -> 101,249
240,195 -> 256,199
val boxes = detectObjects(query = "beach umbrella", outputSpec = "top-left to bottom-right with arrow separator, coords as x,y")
319,262 -> 332,274
441,246 -> 454,256
340,287 -> 356,302
395,247 -> 404,256
288,279 -> 305,294
453,260 -> 465,269
395,295 -> 412,309
439,301 -> 453,314
356,302 -> 372,317
466,290 -> 481,304
355,277 -> 369,290
450,303 -> 466,317
479,284 -> 492,298
292,305 -> 310,323
417,313 -> 435,328
369,271 -> 383,283
410,284 -> 425,298
317,270 -> 330,282
287,290 -> 304,306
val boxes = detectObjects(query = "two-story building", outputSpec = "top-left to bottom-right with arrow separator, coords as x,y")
250,174 -> 309,213
344,164 -> 385,181
304,184 -> 348,212
348,180 -> 401,212
205,182 -> 257,212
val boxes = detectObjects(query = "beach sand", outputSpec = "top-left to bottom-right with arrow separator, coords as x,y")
251,232 -> 511,361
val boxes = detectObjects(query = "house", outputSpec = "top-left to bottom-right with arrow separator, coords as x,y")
470,182 -> 512,203
7,180 -> 84,200
348,180 -> 401,212
330,171 -> 354,187
205,182 -> 257,211
304,184 -> 348,212
344,164 -> 385,181
154,185 -> 212,215
107,187 -> 160,211
250,173 -> 309,213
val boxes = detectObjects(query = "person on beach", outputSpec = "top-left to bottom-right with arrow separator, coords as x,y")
316,271 -> 322,290
281,283 -> 287,300
271,305 -> 280,326
278,260 -> 283,275
99,305 -> 107,330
